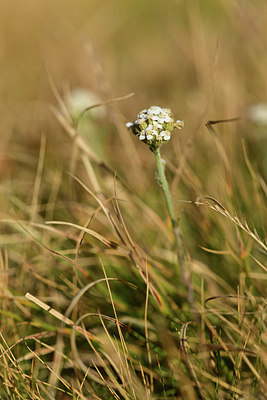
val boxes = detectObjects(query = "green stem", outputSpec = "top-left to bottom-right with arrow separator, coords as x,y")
154,147 -> 185,274
154,147 -> 177,229
153,147 -> 199,323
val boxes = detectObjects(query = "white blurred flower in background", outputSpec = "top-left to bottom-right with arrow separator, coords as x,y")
247,103 -> 267,125
64,88 -> 106,121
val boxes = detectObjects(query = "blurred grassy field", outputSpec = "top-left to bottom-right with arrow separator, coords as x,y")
0,1 -> 266,399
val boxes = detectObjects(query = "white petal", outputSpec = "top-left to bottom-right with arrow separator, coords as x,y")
160,130 -> 170,137
149,106 -> 162,115
138,109 -> 147,116
138,113 -> 146,120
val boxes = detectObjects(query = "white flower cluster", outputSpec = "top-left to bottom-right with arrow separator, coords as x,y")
126,106 -> 183,150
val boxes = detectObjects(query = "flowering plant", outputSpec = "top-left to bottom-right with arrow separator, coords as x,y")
126,105 -> 191,301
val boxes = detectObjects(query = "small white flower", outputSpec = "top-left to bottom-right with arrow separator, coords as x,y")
160,130 -> 170,139
138,109 -> 147,118
147,106 -> 161,115
139,134 -> 146,140
146,134 -> 153,140
164,115 -> 171,123
138,118 -> 146,125
126,122 -> 134,129
146,124 -> 153,131
150,129 -> 158,136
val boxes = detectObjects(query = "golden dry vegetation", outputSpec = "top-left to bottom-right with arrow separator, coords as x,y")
0,1 -> 266,399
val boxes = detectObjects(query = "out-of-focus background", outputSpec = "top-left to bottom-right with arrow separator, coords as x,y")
0,1 -> 266,398
1,0 -> 267,154
1,0 -> 266,247
1,0 -> 267,286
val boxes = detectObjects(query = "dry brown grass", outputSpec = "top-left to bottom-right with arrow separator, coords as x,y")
0,1 -> 266,399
